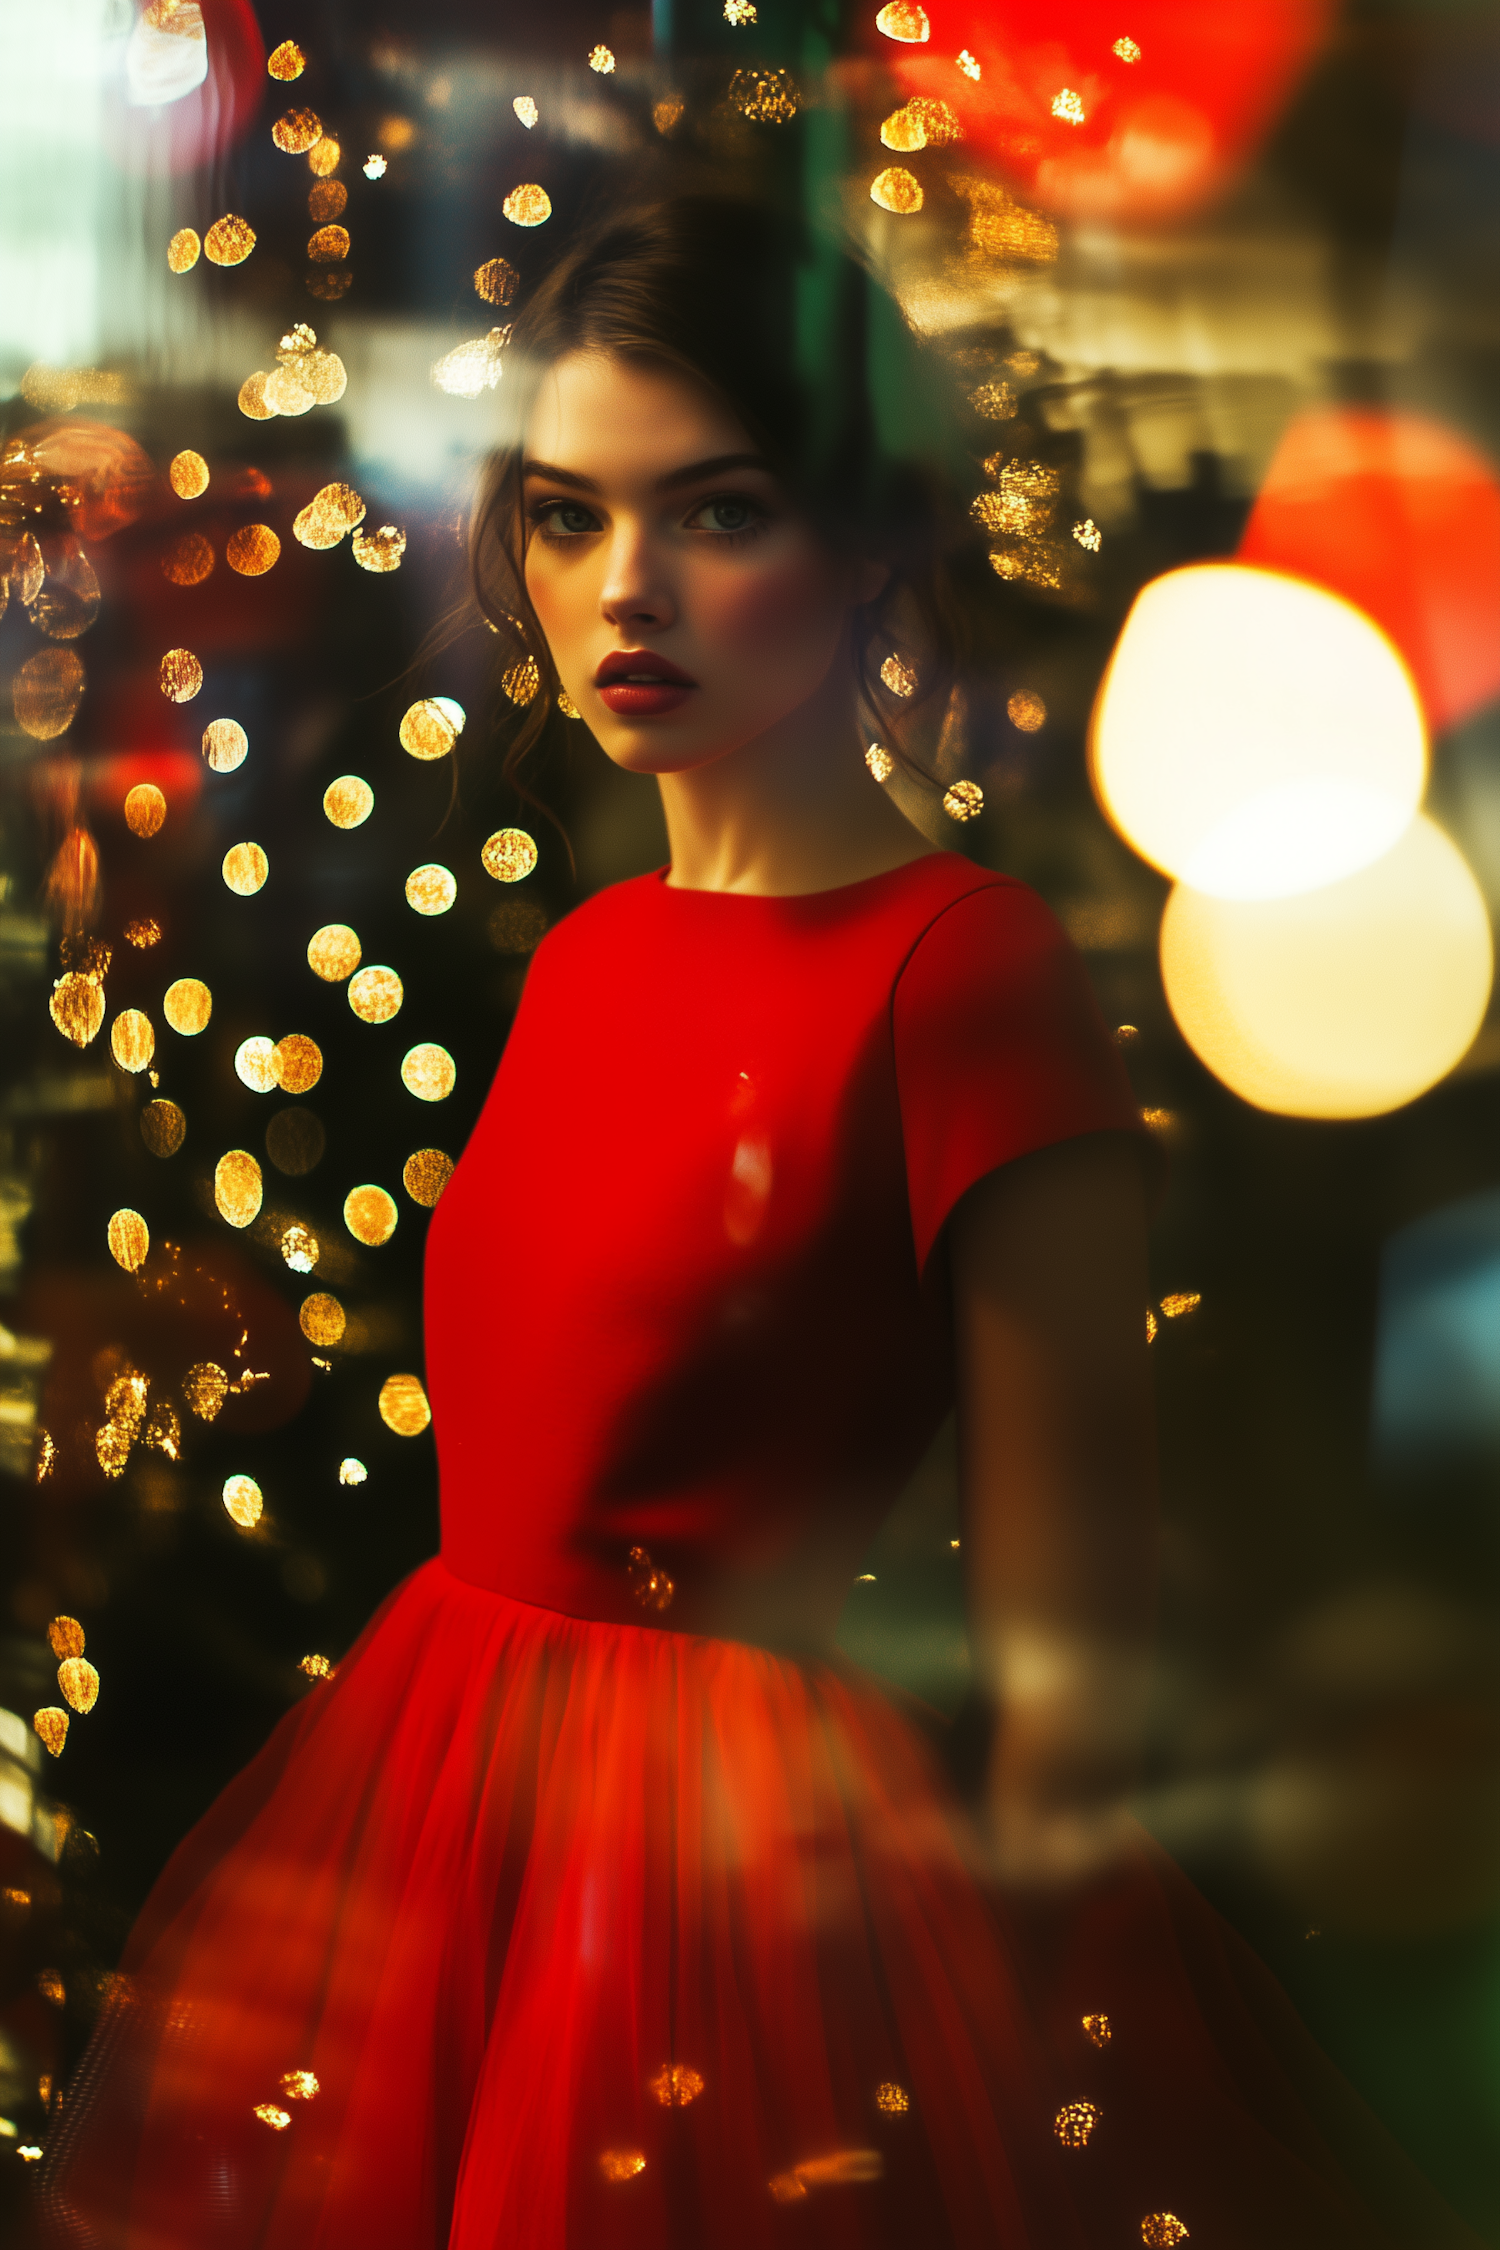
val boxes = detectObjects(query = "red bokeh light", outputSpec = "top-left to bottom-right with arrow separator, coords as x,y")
1240,409 -> 1500,736
887,0 -> 1333,222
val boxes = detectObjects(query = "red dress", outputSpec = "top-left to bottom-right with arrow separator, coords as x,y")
37,856 -> 1472,2248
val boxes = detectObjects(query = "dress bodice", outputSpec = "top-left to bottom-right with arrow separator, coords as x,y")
424,853 -> 1136,1648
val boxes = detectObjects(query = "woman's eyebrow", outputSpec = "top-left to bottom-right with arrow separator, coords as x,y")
522,452 -> 776,494
522,460 -> 599,491
655,452 -> 776,491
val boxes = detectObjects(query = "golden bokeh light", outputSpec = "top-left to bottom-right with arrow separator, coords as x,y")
1074,517 -> 1102,552
875,2082 -> 910,2114
344,1184 -> 397,1245
50,974 -> 104,1048
162,531 -> 214,585
876,0 -> 929,36
501,657 -> 540,705
110,1010 -> 155,1073
348,966 -> 403,1024
1160,1290 -> 1201,1320
1054,2102 -> 1100,2148
280,2070 -> 319,2100
294,481 -> 365,549
880,106 -> 926,151
184,1361 -> 228,1419
401,1045 -> 456,1102
32,1709 -> 68,1759
405,864 -> 456,916
124,783 -> 167,838
769,2150 -> 884,2202
973,461 -> 1059,537
214,1149 -> 264,1228
47,1616 -> 84,1660
1160,815 -> 1492,1120
267,1108 -> 325,1174
234,1036 -> 278,1092
907,94 -> 961,143
202,717 -> 248,771
1091,564 -> 1427,901
648,2063 -> 705,2106
1114,35 -> 1142,62
281,1223 -> 318,1274
654,95 -> 684,132
238,372 -> 275,420
262,364 -> 314,417
378,1372 -> 431,1435
588,42 -> 615,70
268,38 -> 305,77
308,225 -> 350,263
870,167 -> 923,215
125,917 -> 162,948
323,775 -> 374,828
725,0 -> 757,19
226,524 -> 280,575
140,1098 -> 186,1157
163,977 -> 212,1034
970,381 -> 1017,420
879,654 -> 917,698
557,689 -> 582,718
308,179 -> 348,223
169,450 -> 209,498
475,257 -> 519,306
167,228 -> 200,273
273,1033 -> 323,1094
403,1148 -> 454,1206
273,107 -> 322,153
513,95 -> 538,128
1083,2012 -> 1113,2047
481,827 -> 537,883
308,136 -> 341,176
222,1474 -> 263,1529
299,1292 -> 346,1345
307,924 -> 362,981
204,215 -> 256,267
431,331 -> 509,398
305,270 -> 352,303
352,523 -> 405,572
57,1659 -> 99,1716
1141,2221 -> 1189,2250
599,2153 -> 646,2184
340,1456 -> 367,1484
865,743 -> 894,783
1008,691 -> 1047,731
298,1654 -> 333,1680
15,648 -> 85,738
729,66 -> 799,121
107,1209 -> 149,1272
1051,87 -> 1086,123
253,2103 -> 290,2131
943,780 -> 984,822
364,152 -> 387,177
503,184 -> 552,226
160,647 -> 203,702
400,697 -> 465,759
223,842 -> 269,895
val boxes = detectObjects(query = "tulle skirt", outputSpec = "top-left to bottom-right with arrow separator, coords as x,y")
34,1559 -> 1476,2249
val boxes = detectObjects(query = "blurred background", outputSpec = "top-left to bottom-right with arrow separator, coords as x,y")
3,0 -> 1500,2232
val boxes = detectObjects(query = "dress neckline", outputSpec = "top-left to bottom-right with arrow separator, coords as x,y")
654,850 -> 964,908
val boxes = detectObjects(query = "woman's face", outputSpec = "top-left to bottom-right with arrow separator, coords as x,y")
521,350 -> 883,775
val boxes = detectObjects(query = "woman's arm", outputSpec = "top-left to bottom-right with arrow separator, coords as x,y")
948,1132 -> 1158,1889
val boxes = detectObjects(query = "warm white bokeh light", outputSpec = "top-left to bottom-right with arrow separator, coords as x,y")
1092,563 -> 1426,900
1160,815 -> 1492,1119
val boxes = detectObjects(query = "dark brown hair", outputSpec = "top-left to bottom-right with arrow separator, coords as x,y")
469,192 -> 991,803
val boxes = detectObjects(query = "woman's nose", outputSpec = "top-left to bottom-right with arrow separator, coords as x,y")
599,527 -> 675,634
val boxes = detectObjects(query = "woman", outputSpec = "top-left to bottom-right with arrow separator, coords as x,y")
38,196 -> 1476,2249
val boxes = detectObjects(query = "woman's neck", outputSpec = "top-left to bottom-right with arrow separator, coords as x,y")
656,665 -> 941,898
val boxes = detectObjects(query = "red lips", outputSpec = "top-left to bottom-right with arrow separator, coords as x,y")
593,649 -> 698,718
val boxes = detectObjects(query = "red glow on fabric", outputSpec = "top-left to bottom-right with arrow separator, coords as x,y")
1239,409 -> 1500,735
101,0 -> 265,177
888,0 -> 1333,221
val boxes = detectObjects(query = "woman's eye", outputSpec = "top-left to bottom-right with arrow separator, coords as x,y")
689,496 -> 762,536
534,501 -> 599,537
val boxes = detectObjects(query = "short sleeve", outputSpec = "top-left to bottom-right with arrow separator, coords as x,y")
892,879 -> 1144,1274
